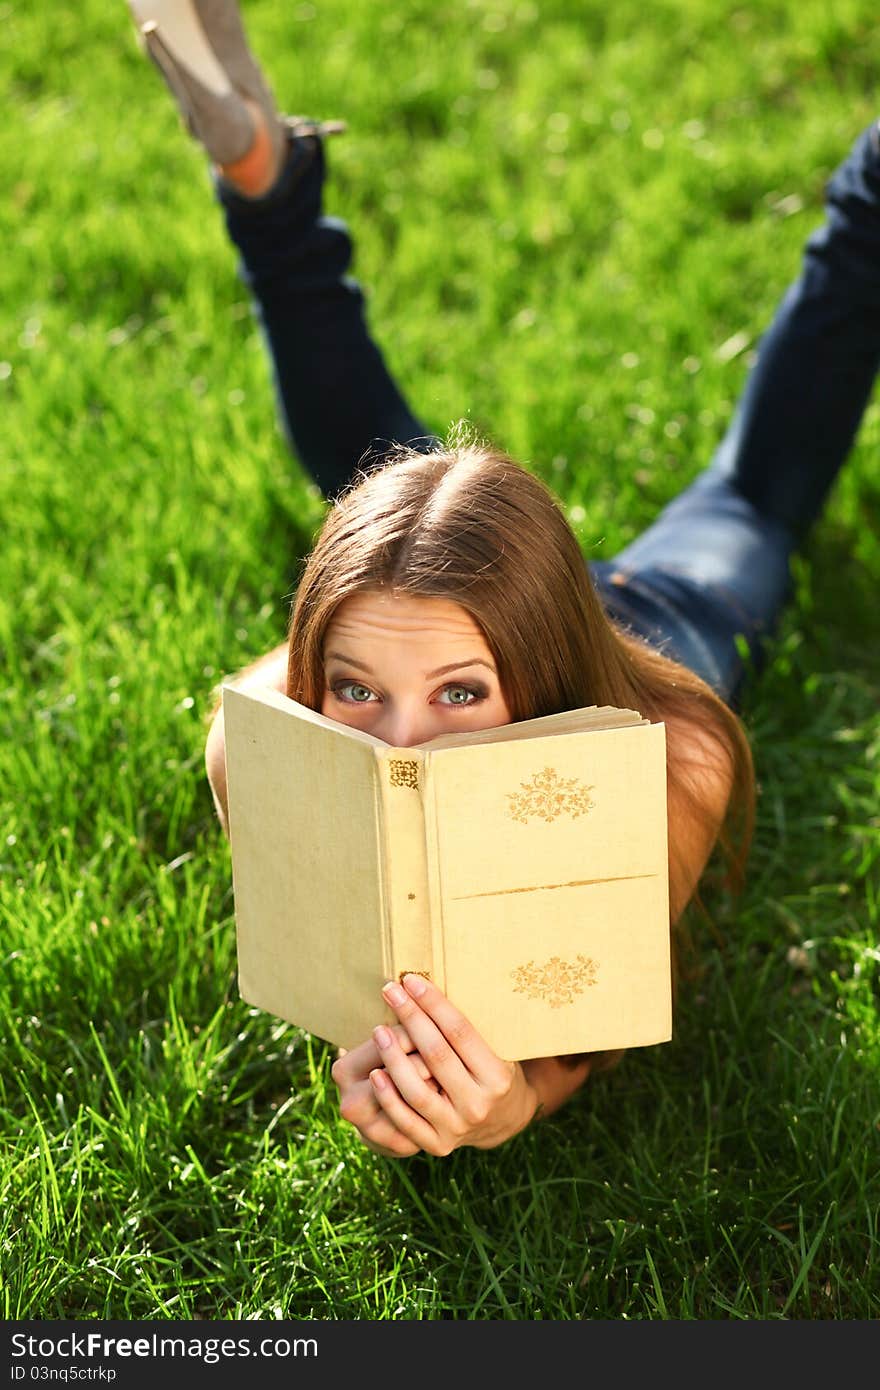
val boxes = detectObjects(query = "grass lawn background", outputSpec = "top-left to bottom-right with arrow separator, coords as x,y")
1,0 -> 879,1318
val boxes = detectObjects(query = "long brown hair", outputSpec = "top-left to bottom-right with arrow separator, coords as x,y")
287,430 -> 755,1057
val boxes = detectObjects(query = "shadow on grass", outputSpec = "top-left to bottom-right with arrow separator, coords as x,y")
735,489 -> 880,723
798,507 -> 880,686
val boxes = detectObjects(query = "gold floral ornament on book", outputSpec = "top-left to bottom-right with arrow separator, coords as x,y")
511,954 -> 598,1008
389,758 -> 420,789
506,766 -> 595,824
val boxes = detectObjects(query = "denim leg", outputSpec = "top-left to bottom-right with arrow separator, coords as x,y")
217,131 -> 436,500
594,122 -> 880,707
708,121 -> 880,542
589,548 -> 782,710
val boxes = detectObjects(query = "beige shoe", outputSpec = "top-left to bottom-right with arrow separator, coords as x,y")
127,0 -> 286,168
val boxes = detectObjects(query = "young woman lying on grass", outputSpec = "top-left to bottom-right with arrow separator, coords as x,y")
127,1 -> 880,1158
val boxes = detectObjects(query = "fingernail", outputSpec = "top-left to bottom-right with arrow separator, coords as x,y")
382,981 -> 406,1007
403,973 -> 427,998
374,1024 -> 393,1050
370,1068 -> 387,1091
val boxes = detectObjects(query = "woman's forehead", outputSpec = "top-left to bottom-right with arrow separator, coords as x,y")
323,591 -> 488,646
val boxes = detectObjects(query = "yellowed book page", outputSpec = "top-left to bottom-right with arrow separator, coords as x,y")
223,685 -> 395,1051
421,704 -> 646,750
426,721 -> 670,1060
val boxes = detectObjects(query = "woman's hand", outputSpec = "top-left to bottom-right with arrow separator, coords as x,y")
331,1021 -> 437,1158
337,974 -> 539,1157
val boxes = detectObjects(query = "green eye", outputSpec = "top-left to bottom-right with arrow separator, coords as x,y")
438,684 -> 485,706
333,681 -> 376,704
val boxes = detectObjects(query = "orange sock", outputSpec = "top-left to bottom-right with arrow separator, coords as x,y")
218,109 -> 279,197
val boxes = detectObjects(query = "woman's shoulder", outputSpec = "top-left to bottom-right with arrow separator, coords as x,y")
205,641 -> 290,839
663,710 -> 736,805
660,710 -> 738,922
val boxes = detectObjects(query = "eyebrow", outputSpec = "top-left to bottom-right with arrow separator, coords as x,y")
324,651 -> 497,680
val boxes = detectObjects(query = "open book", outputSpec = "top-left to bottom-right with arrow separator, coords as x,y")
223,687 -> 671,1061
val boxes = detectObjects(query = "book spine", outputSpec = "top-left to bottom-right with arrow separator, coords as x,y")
373,748 -> 434,986
422,755 -> 446,996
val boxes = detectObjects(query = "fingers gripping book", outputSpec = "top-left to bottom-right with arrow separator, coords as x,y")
222,686 -> 672,1061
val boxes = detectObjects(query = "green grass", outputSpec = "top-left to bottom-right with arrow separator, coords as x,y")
2,0 -> 879,1320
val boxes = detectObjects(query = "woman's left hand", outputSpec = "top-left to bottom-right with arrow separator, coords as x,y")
366,974 -> 539,1155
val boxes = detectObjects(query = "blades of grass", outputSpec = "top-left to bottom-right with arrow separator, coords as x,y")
23,1095 -> 63,1239
643,1247 -> 669,1317
779,1203 -> 834,1318
388,1162 -> 433,1223
87,1021 -> 131,1127
451,1183 -> 515,1319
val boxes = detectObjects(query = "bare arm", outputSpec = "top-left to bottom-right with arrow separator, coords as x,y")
522,721 -> 735,1124
520,1053 -> 593,1118
204,641 -> 289,837
664,718 -> 736,925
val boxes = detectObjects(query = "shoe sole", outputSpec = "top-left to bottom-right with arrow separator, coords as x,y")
130,0 -> 232,97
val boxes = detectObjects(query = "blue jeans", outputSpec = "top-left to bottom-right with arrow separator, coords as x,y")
219,123 -> 880,710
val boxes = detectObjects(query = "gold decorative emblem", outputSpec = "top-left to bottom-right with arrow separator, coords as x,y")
388,758 -> 419,789
506,766 -> 594,824
397,970 -> 431,984
511,954 -> 598,1007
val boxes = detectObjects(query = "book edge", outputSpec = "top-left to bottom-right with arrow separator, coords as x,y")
221,683 -> 390,748
221,684 -> 658,753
